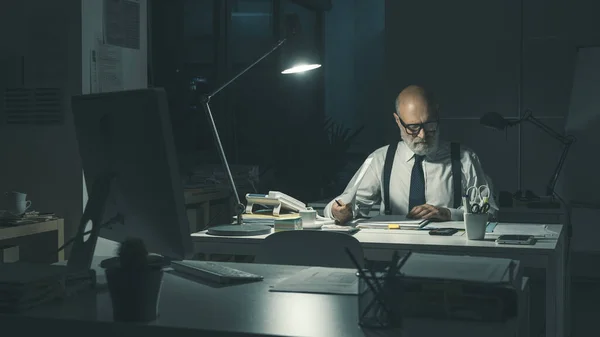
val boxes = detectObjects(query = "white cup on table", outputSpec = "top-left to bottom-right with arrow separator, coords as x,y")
299,209 -> 319,229
5,191 -> 32,216
464,213 -> 488,240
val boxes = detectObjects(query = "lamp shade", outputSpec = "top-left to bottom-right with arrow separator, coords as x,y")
480,112 -> 514,130
281,43 -> 321,74
280,14 -> 321,75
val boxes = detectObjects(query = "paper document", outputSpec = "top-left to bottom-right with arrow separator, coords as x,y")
356,215 -> 428,229
270,267 -> 358,295
422,221 -> 465,230
400,253 -> 516,284
491,224 -> 559,238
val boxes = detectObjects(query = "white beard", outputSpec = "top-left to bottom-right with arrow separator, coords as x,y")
403,130 -> 440,157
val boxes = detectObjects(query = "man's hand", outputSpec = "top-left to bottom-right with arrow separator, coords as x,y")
407,204 -> 451,221
331,200 -> 353,225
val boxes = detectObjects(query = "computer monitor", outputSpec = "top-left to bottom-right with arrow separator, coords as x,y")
71,88 -> 192,260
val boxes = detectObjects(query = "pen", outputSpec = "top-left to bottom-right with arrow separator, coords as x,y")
335,199 -> 342,206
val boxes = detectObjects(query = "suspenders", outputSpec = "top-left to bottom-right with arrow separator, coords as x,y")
383,142 -> 462,215
450,142 -> 462,210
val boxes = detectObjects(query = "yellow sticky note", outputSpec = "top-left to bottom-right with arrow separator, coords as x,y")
388,224 -> 401,229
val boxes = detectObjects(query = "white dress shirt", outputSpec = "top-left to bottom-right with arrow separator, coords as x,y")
324,141 -> 498,221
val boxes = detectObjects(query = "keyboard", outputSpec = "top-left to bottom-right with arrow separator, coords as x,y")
170,261 -> 264,284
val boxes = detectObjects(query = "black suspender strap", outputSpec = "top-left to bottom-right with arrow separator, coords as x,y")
450,142 -> 462,208
383,142 -> 398,215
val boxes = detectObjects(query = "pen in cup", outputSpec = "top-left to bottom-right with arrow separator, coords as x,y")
335,199 -> 342,207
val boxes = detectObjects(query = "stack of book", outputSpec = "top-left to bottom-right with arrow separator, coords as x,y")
274,217 -> 303,232
235,209 -> 301,227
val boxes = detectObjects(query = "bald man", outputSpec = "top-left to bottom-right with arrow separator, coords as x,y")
324,85 -> 497,224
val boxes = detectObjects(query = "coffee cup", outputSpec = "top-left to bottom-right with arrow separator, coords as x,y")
299,208 -> 319,229
6,191 -> 32,215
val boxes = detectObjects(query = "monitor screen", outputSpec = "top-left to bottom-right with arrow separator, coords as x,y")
71,88 -> 192,260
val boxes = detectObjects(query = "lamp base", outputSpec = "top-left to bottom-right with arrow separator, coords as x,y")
207,224 -> 272,236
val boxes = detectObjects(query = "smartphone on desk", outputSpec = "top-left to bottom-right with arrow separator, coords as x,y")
496,235 -> 536,245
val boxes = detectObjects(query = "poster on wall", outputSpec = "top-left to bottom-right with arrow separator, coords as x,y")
103,0 -> 140,49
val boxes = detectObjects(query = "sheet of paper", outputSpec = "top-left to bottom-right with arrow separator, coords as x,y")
491,224 -> 559,238
422,221 -> 466,230
103,0 -> 141,49
359,215 -> 426,226
270,267 -> 358,295
97,43 -> 123,92
400,253 -> 514,284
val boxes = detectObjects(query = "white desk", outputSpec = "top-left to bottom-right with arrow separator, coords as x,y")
2,261 -> 527,337
192,222 -> 566,337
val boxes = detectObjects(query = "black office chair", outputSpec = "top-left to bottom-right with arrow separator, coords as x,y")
255,230 -> 364,269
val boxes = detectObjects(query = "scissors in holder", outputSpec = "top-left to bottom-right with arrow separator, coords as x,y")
470,202 -> 490,214
466,185 -> 490,204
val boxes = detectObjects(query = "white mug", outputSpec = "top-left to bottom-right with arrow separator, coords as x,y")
6,191 -> 32,215
464,213 -> 488,240
299,208 -> 319,229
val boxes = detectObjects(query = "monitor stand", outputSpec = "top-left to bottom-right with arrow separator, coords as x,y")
67,172 -> 116,272
207,224 -> 271,236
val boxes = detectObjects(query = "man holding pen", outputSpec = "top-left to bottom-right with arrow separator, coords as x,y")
324,85 -> 497,225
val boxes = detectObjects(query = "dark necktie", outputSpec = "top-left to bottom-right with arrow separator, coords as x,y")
409,155 -> 426,211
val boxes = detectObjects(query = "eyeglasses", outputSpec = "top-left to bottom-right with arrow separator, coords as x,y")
399,118 -> 439,136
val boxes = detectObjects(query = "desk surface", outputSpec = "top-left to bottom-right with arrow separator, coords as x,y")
4,260 -> 518,337
192,222 -> 563,254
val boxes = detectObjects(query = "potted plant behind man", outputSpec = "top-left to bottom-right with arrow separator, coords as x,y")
100,237 -> 168,322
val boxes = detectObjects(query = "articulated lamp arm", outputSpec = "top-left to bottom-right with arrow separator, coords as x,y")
195,38 -> 288,226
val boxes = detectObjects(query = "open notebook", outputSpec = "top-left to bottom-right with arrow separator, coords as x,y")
355,215 -> 429,229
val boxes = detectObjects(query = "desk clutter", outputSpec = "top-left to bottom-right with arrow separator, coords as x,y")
0,211 -> 57,227
0,191 -> 56,227
238,192 -> 339,232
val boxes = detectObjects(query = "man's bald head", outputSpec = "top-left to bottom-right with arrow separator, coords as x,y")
393,85 -> 440,156
394,85 -> 439,123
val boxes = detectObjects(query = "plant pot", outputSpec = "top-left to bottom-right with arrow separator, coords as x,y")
105,266 -> 164,322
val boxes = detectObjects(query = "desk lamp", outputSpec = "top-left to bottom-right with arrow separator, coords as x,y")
480,110 -> 576,208
196,14 -> 321,236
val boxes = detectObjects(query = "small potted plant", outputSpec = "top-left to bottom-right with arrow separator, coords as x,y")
100,237 -> 168,322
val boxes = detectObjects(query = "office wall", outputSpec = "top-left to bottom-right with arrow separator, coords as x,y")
81,0 -> 148,256
0,0 -> 84,258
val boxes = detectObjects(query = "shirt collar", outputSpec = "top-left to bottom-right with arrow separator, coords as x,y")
400,140 -> 445,162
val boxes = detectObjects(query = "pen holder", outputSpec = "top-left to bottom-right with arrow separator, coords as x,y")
357,270 -> 404,329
